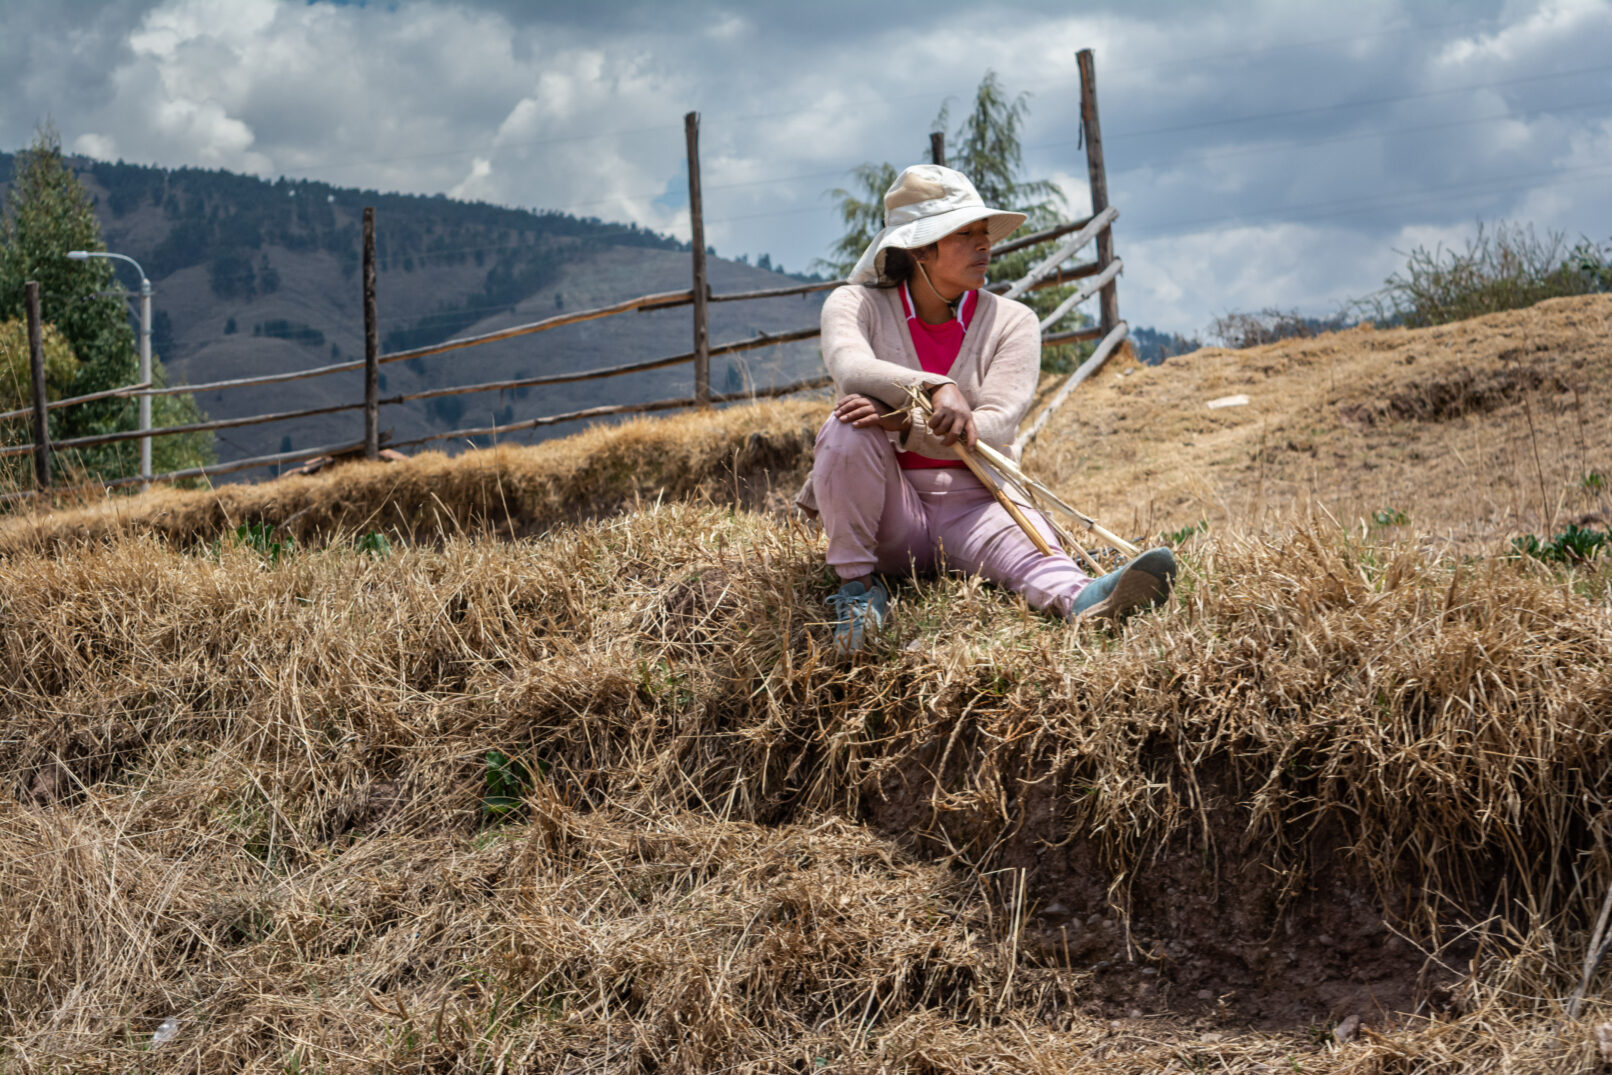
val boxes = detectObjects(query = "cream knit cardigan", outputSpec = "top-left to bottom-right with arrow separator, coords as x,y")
796,283 -> 1041,515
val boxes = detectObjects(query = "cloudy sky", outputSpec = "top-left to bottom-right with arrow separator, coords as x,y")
4,0 -> 1611,335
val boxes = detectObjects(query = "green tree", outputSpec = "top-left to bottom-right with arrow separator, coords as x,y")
0,125 -> 213,482
934,70 -> 1066,228
815,162 -> 898,279
0,318 -> 80,490
820,72 -> 1092,372
0,319 -> 78,414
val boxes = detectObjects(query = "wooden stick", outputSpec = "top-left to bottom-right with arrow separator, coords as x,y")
1037,258 -> 1122,332
363,206 -> 379,461
1041,510 -> 1105,574
1001,206 -> 1117,301
709,279 -> 841,303
389,374 -> 832,451
969,437 -> 1141,557
26,282 -> 50,489
0,397 -> 370,457
1017,321 -> 1130,452
686,111 -> 711,409
378,324 -> 823,405
902,384 -> 1053,557
978,452 -> 1103,573
378,286 -> 697,367
990,214 -> 1096,257
952,441 -> 1054,556
0,323 -> 833,460
1079,47 -> 1120,336
134,356 -> 366,398
1041,324 -> 1106,347
987,261 -> 1103,296
2,435 -> 385,497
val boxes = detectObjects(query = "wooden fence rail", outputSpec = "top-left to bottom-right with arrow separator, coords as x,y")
6,48 -> 1121,492
390,374 -> 835,452
0,382 -> 150,424
4,210 -> 1117,480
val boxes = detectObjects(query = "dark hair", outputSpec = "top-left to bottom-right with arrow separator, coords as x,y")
865,243 -> 936,289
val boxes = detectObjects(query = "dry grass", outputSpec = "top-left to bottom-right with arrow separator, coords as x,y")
0,397 -> 827,553
3,297 -> 1612,1070
3,494 -> 1612,1070
8,296 -> 1609,564
1030,294 -> 1612,549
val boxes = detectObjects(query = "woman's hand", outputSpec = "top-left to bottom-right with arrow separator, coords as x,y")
926,383 -> 977,448
834,394 -> 909,433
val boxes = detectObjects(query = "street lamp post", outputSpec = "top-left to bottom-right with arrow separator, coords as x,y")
67,249 -> 152,487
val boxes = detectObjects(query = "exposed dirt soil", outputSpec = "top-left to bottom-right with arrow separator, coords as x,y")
860,747 -> 1475,1031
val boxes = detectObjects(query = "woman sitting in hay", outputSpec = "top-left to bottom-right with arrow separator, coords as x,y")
795,164 -> 1177,651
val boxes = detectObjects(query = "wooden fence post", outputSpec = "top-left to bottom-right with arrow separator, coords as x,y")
685,111 -> 711,409
1077,48 -> 1118,337
930,131 -> 946,167
363,207 -> 379,459
25,281 -> 50,490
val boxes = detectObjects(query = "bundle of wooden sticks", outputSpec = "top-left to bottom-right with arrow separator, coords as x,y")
899,383 -> 1139,575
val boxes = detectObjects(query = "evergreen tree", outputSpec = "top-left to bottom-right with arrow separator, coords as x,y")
937,72 -> 1087,372
0,126 -> 212,481
934,70 -> 1066,228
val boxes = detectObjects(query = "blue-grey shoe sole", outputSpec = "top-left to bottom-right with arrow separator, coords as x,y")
1074,550 -> 1175,620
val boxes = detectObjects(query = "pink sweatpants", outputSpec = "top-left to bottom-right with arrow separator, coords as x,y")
812,417 -> 1092,619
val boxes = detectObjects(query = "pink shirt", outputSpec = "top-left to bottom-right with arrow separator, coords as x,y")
897,282 -> 977,470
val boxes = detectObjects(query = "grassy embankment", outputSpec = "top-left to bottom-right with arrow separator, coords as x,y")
1,295 -> 1610,1071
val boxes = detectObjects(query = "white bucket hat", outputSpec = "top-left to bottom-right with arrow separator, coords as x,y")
847,164 -> 1027,286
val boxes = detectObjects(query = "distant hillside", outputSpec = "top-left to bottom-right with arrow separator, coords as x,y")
0,152 -> 829,469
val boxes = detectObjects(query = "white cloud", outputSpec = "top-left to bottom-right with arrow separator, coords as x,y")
449,156 -> 494,200
71,132 -> 119,159
4,0 -> 1610,331
1437,0 -> 1611,66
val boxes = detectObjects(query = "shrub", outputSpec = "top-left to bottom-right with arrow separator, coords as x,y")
1209,308 -> 1349,349
1359,221 -> 1610,328
0,318 -> 79,414
1511,523 -> 1609,565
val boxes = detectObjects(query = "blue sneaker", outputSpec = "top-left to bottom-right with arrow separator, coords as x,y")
827,580 -> 888,653
1071,547 -> 1177,620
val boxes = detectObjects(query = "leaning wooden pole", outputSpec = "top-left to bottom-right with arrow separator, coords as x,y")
1077,48 -> 1118,337
25,281 -> 50,489
362,207 -> 380,461
685,111 -> 711,410
929,131 -> 946,167
1016,321 -> 1130,454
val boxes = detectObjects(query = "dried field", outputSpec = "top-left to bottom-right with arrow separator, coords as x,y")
1031,294 -> 1612,549
2,295 -> 1611,1071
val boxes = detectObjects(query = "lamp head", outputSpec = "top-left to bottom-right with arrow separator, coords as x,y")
66,251 -> 90,260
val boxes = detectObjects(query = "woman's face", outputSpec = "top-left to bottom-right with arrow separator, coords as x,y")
916,219 -> 992,295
